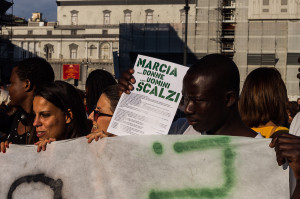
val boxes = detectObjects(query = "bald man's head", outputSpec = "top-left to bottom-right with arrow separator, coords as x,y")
185,54 -> 240,97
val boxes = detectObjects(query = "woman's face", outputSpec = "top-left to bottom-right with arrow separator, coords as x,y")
33,96 -> 70,141
8,67 -> 27,106
88,94 -> 113,134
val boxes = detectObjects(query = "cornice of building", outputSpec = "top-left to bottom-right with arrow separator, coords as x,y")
56,25 -> 120,29
10,34 -> 119,39
56,0 -> 196,6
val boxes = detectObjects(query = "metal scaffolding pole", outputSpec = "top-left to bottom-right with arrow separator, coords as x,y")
184,0 -> 190,66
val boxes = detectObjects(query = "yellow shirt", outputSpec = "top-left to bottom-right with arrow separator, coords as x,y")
251,126 -> 289,138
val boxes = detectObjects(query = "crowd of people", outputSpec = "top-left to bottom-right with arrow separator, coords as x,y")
1,54 -> 300,197
0,57 -> 117,152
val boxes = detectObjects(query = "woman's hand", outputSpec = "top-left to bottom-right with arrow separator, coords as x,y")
86,131 -> 108,143
35,138 -> 56,152
0,140 -> 11,153
86,131 -> 116,143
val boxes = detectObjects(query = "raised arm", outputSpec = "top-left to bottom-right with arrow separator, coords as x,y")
117,68 -> 136,95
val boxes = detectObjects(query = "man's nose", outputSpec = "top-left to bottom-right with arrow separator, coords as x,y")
184,100 -> 195,115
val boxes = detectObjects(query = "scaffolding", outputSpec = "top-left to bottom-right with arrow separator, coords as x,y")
220,0 -> 236,59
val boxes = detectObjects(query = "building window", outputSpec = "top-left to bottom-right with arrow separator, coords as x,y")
145,9 -> 154,24
69,43 -> 78,59
23,51 -> 27,59
263,0 -> 269,5
71,10 -> 79,25
47,30 -> 52,35
281,9 -> 287,12
89,45 -> 96,57
28,30 -> 33,35
22,42 -> 28,58
71,49 -> 77,59
180,9 -> 185,23
44,44 -> 54,59
124,9 -> 132,23
103,10 -> 111,25
71,30 -> 77,35
262,9 -> 269,12
100,42 -> 110,59
102,30 -> 108,34
281,0 -> 287,5
28,42 -> 35,58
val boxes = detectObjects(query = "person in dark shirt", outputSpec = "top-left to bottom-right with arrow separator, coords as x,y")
0,57 -> 54,153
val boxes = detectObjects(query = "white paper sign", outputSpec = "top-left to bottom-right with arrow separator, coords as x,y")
108,55 -> 188,136
0,135 -> 289,199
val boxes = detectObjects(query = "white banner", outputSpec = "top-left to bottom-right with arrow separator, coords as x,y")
0,135 -> 289,199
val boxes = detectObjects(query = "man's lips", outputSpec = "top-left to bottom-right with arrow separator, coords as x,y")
187,119 -> 198,125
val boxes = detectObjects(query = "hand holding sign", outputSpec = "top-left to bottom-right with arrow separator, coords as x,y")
118,68 -> 135,95
109,55 -> 188,136
270,133 -> 300,180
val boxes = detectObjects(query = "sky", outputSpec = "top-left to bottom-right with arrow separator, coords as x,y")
7,0 -> 57,22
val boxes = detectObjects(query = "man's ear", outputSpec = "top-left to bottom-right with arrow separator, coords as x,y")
225,91 -> 237,107
65,109 -> 73,124
24,79 -> 31,92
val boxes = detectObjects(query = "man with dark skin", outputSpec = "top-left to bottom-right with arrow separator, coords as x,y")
119,53 -> 300,198
180,54 -> 257,137
119,54 -> 256,137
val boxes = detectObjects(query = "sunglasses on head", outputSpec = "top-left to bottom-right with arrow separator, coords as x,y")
93,109 -> 113,121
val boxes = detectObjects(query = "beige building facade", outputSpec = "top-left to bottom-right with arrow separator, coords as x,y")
1,0 -> 300,99
1,0 -> 196,90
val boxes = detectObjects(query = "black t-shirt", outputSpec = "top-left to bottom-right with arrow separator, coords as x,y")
7,109 -> 32,144
0,107 -> 15,140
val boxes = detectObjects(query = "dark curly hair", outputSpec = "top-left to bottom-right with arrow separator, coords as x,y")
86,69 -> 117,114
14,57 -> 55,91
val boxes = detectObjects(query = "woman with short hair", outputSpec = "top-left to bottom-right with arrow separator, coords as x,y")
239,67 -> 289,138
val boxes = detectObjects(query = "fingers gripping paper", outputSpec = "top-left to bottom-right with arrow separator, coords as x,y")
0,136 -> 288,199
108,55 -> 189,136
